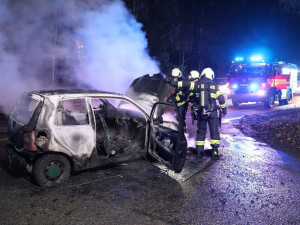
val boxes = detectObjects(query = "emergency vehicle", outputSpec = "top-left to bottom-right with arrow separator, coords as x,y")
227,56 -> 298,108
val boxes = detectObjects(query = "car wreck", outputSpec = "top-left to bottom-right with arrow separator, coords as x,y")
6,74 -> 187,187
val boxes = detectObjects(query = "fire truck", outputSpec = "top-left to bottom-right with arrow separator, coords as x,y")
227,56 -> 298,108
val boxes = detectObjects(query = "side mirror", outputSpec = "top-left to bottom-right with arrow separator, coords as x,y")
154,116 -> 163,125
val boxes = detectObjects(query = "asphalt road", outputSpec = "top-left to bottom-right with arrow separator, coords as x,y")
0,96 -> 300,225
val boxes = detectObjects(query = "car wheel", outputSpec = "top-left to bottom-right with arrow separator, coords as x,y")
264,94 -> 274,108
33,154 -> 71,187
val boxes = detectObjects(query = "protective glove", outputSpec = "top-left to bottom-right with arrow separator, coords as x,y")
221,107 -> 227,117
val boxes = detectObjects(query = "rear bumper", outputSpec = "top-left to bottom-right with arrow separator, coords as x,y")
5,144 -> 37,172
5,144 -> 28,169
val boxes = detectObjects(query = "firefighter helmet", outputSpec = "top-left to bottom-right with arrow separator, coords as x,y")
189,70 -> 200,79
201,68 -> 214,80
171,68 -> 182,77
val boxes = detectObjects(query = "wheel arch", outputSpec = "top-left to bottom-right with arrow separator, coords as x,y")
32,151 -> 75,173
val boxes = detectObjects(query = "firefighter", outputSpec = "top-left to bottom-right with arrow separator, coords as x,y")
187,70 -> 200,104
171,69 -> 199,132
194,68 -> 227,158
170,68 -> 188,132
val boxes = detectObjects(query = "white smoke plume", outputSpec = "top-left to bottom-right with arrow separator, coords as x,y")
0,0 -> 159,113
75,0 -> 160,92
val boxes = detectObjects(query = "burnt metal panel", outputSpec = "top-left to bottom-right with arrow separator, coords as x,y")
124,73 -> 169,112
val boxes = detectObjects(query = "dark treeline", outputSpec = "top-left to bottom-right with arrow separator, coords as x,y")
124,0 -> 300,76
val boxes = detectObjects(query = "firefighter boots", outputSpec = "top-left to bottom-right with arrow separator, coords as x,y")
196,145 -> 204,157
212,148 -> 220,160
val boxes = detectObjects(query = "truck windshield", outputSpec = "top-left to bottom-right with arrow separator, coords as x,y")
230,64 -> 266,76
11,96 -> 39,125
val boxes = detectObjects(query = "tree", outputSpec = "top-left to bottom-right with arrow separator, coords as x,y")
124,0 -> 300,75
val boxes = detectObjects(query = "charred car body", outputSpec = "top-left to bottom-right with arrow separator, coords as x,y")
6,75 -> 187,186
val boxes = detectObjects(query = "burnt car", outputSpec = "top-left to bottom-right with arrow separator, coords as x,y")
6,74 -> 187,186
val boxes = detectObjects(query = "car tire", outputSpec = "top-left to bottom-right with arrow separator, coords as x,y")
33,154 -> 71,187
264,94 -> 275,108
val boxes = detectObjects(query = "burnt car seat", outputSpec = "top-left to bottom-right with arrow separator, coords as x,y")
62,112 -> 79,125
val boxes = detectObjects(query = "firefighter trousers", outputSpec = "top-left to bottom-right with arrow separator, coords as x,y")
177,102 -> 188,130
196,110 -> 220,151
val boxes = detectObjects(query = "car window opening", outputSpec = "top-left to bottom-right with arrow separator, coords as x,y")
92,98 -> 146,158
55,99 -> 89,126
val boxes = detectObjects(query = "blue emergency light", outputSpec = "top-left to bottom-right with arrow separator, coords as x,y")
249,83 -> 258,91
250,55 -> 263,62
232,84 -> 238,89
235,57 -> 244,61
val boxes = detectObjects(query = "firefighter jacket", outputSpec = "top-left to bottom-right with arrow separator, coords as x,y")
193,77 -> 226,112
172,80 -> 197,107
171,80 -> 197,106
171,78 -> 226,111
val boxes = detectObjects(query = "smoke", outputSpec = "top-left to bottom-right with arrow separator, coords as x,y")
75,0 -> 160,92
0,0 -> 159,113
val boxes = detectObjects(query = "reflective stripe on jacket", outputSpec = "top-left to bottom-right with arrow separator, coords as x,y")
192,78 -> 226,110
172,80 -> 197,105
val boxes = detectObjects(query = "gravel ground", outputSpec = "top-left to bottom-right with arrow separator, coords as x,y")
237,108 -> 300,157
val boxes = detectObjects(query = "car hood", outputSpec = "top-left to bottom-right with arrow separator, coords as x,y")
124,73 -> 169,113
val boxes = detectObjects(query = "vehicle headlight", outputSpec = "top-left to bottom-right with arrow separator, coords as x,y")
250,83 -> 258,91
232,84 -> 238,89
257,90 -> 266,96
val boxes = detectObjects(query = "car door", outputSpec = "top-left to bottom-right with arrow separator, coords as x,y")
147,102 -> 187,173
51,98 -> 95,160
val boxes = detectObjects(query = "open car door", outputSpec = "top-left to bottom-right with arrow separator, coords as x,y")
147,102 -> 187,173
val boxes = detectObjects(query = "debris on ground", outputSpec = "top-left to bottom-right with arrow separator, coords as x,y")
237,108 -> 300,155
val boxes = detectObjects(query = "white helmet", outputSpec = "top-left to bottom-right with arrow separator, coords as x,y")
171,68 -> 182,77
189,70 -> 200,79
201,68 -> 214,80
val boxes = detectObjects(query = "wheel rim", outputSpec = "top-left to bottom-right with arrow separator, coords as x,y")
44,161 -> 64,181
269,96 -> 274,106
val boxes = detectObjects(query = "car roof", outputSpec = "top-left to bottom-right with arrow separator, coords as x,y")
29,89 -> 122,97
26,89 -> 150,117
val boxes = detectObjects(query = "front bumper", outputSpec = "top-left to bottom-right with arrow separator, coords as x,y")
230,90 -> 268,103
